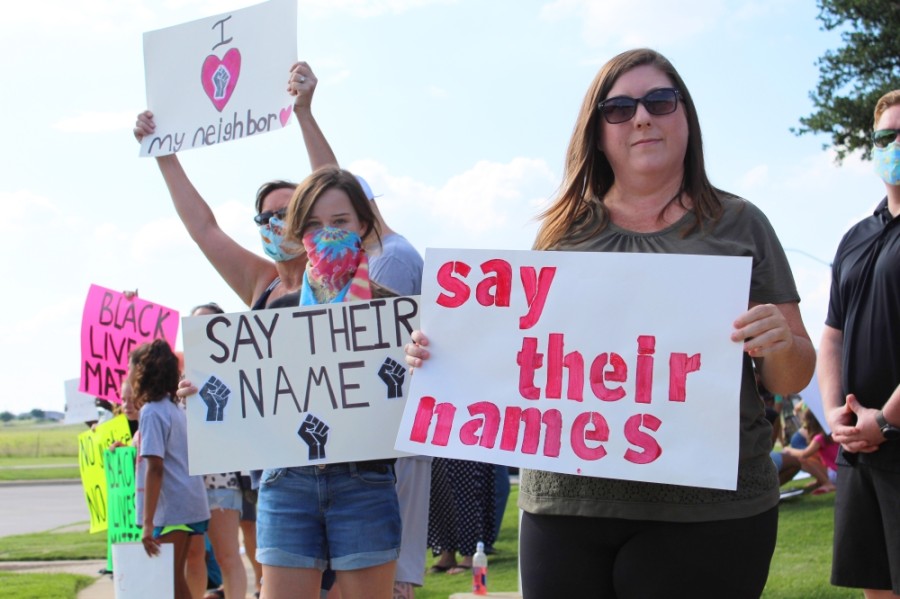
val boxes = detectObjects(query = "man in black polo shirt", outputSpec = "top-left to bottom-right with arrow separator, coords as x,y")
821,90 -> 900,598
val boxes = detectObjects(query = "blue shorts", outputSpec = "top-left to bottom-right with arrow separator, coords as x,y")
256,463 -> 401,571
207,488 -> 242,511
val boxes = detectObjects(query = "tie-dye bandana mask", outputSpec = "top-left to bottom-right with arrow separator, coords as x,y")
258,216 -> 302,262
873,142 -> 900,186
300,227 -> 372,304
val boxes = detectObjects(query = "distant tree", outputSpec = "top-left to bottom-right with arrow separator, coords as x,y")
29,408 -> 45,420
794,0 -> 900,162
0,411 -> 13,423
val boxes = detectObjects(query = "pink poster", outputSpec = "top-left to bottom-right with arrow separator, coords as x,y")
80,285 -> 179,403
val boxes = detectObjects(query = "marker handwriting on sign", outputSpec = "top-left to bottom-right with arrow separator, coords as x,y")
200,298 -> 417,418
516,334 -> 701,403
408,396 -> 663,465
435,259 -> 557,329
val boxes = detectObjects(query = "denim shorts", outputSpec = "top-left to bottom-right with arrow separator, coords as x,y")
207,488 -> 242,511
256,463 -> 401,571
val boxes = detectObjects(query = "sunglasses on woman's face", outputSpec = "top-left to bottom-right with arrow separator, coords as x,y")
872,128 -> 900,149
253,208 -> 288,225
597,88 -> 681,124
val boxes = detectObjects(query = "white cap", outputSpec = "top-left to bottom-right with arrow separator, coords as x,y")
355,175 -> 377,201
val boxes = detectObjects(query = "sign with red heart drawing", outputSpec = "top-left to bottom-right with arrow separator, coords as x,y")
140,0 -> 297,157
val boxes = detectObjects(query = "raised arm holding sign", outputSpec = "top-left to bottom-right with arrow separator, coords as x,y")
183,168 -> 409,599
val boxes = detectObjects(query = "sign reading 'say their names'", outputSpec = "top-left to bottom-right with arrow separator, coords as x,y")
395,249 -> 751,491
140,0 -> 297,157
182,297 -> 419,474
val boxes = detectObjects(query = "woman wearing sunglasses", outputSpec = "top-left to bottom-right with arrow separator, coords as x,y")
406,48 -> 815,598
133,111 -> 305,311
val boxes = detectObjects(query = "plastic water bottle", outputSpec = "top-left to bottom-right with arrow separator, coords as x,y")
472,541 -> 488,595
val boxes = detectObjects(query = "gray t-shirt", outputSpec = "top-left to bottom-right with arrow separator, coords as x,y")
519,195 -> 798,522
137,397 -> 210,527
369,233 -> 423,296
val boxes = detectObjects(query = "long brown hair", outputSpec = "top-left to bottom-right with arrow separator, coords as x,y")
534,48 -> 724,250
283,167 -> 381,252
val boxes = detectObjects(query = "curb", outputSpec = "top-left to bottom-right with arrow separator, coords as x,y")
0,479 -> 81,487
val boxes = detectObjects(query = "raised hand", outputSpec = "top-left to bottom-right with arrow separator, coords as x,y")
199,376 -> 230,422
298,413 -> 329,460
378,357 -> 406,399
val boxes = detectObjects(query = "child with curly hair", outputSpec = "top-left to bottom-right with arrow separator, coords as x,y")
129,339 -> 210,599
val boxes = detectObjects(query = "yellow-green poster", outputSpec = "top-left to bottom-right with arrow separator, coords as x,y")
78,415 -> 132,533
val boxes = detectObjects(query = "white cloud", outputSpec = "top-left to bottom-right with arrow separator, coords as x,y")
348,156 -> 557,252
427,85 -> 449,99
540,0 -> 727,47
0,0 -> 154,34
302,0 -> 457,18
53,111 -> 137,134
0,190 -> 62,233
736,164 -> 769,190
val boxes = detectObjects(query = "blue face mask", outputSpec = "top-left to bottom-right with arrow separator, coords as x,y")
873,142 -> 900,186
259,216 -> 302,262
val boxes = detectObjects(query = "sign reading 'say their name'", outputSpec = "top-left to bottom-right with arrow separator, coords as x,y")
140,0 -> 297,157
395,249 -> 751,490
182,297 -> 419,474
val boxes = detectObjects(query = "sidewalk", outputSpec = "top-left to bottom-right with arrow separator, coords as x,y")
0,553 -> 260,599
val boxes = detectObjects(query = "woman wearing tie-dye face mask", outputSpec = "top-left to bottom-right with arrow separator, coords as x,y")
253,166 -> 400,599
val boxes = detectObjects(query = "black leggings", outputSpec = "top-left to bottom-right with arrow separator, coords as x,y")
520,506 -> 778,599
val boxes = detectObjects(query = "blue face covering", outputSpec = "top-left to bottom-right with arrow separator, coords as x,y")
873,142 -> 900,186
259,215 -> 302,262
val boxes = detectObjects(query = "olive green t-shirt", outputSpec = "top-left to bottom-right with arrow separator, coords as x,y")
519,195 -> 798,522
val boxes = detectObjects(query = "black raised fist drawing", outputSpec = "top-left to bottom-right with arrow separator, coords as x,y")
200,376 -> 230,422
298,414 -> 329,460
213,65 -> 230,99
378,357 -> 405,399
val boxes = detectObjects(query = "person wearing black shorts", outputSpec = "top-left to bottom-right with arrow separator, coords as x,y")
820,89 -> 900,598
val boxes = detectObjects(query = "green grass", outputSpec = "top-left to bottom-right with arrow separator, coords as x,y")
0,527 -> 106,562
0,467 -> 80,481
0,423 -> 83,459
0,572 -> 95,599
415,483 -> 855,598
418,486 -> 521,599
0,483 -> 856,597
763,488 -> 857,598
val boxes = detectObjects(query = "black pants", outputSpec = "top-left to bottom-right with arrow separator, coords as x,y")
520,506 -> 778,599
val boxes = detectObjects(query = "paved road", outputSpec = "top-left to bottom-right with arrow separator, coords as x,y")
0,481 -> 89,537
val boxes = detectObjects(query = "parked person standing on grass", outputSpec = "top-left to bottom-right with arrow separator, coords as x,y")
288,61 -> 430,599
821,89 -> 900,598
405,48 -> 815,598
130,339 -> 210,599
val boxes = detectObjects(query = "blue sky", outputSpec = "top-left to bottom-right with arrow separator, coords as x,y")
0,0 -> 886,413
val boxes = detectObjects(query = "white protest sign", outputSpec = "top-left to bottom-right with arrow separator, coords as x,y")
798,373 -> 829,435
183,297 -> 420,474
113,542 -> 174,599
395,249 -> 752,491
140,0 -> 297,157
64,378 -> 98,424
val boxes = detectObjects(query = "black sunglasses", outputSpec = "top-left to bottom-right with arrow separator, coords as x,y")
872,128 -> 900,149
253,208 -> 288,225
598,88 -> 681,124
